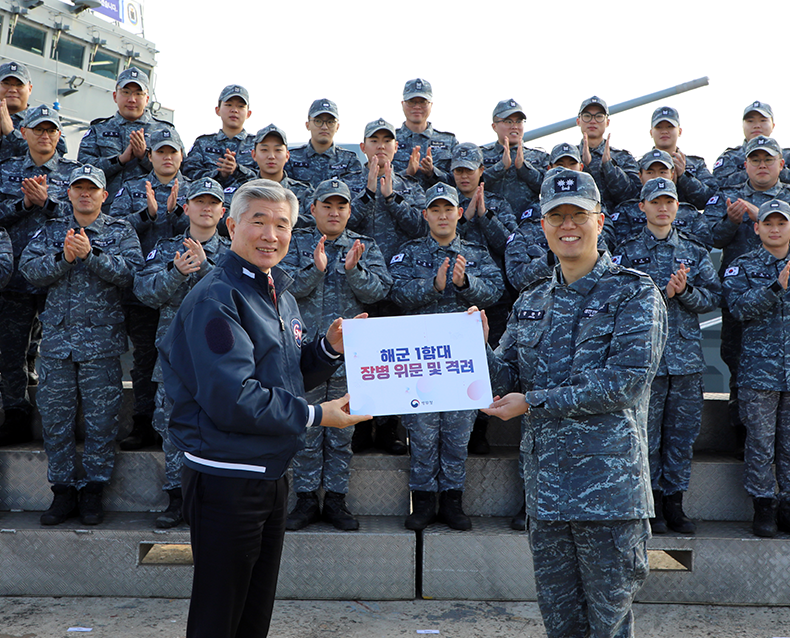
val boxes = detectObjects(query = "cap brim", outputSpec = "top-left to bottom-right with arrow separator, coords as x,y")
426,195 -> 458,207
551,153 -> 580,164
451,160 -> 481,171
1,73 -> 29,83
747,147 -> 781,157
221,92 -> 248,104
652,117 -> 679,127
759,211 -> 790,222
317,193 -> 351,203
643,191 -> 678,202
70,176 -> 105,188
495,109 -> 525,120
744,109 -> 772,119
641,160 -> 674,171
189,190 -> 223,201
404,92 -> 432,101
25,118 -> 61,131
542,196 -> 599,214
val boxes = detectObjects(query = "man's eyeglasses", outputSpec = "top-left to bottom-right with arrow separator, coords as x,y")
544,211 -> 596,226
580,112 -> 607,123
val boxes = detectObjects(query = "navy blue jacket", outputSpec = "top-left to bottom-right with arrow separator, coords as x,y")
159,250 -> 341,480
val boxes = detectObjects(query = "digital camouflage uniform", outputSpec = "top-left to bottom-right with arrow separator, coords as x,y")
579,139 -> 641,211
0,109 -> 67,161
245,170 -> 313,228
0,227 -> 11,288
284,141 -> 362,188
281,226 -> 392,494
19,210 -> 143,487
0,150 -> 77,415
390,233 -> 503,492
713,143 -> 790,189
134,228 -> 230,491
611,199 -> 712,249
723,244 -> 790,500
613,227 -> 720,494
674,153 -> 719,210
481,141 -> 549,216
487,251 -> 667,638
393,123 -> 457,185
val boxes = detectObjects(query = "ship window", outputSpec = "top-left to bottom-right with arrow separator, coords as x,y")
52,37 -> 85,69
89,50 -> 120,80
8,21 -> 47,56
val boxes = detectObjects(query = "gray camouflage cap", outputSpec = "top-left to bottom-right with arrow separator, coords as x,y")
313,178 -> 352,204
149,128 -> 183,153
745,135 -> 782,158
540,168 -> 600,214
218,84 -> 249,105
758,199 -> 790,222
639,149 -> 674,171
69,164 -> 106,189
641,177 -> 678,202
254,124 -> 287,146
550,143 -> 581,165
450,143 -> 483,171
493,98 -> 525,121
403,78 -> 432,101
578,96 -> 609,116
743,100 -> 774,120
651,105 -> 680,128
187,177 -> 224,202
364,117 -> 396,139
23,105 -> 61,130
116,66 -> 149,93
0,61 -> 31,84
308,98 -> 339,119
425,182 -> 459,207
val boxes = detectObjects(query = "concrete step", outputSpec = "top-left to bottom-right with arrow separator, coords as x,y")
0,512 -> 414,599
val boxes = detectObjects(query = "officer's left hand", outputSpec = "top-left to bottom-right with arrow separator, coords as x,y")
68,227 -> 91,260
406,146 -> 421,177
129,129 -> 147,159
744,200 -> 760,222
22,175 -> 48,208
325,313 -> 368,353
419,146 -> 433,175
183,236 -> 206,265
475,184 -> 487,218
379,160 -> 394,198
217,149 -> 237,179
0,99 -> 13,136
451,254 -> 467,288
672,150 -> 686,180
466,306 -> 489,343
779,260 -> 790,290
601,134 -> 612,164
166,178 -> 179,213
666,264 -> 689,298
482,393 -> 530,420
514,140 -> 524,170
501,138 -> 512,170
344,239 -> 365,270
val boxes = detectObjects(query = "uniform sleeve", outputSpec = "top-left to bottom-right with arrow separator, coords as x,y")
19,226 -> 74,287
487,311 -> 522,397
476,200 -> 517,256
703,193 -> 740,248
343,239 -> 393,304
280,236 -> 325,299
677,158 -> 718,210
77,126 -> 124,180
723,264 -> 784,322
504,231 -> 553,292
133,242 -> 187,308
84,223 -> 143,288
457,250 -> 503,309
712,151 -> 740,188
0,229 -> 12,289
675,249 -> 721,314
600,151 -> 641,206
389,247 -> 443,310
0,194 -> 61,228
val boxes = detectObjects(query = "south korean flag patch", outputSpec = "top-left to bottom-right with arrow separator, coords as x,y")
390,253 -> 405,265
146,248 -> 157,261
706,195 -> 719,206
713,159 -> 723,169
611,254 -> 622,265
724,266 -> 740,277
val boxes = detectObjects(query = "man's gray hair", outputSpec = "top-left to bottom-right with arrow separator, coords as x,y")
229,179 -> 299,226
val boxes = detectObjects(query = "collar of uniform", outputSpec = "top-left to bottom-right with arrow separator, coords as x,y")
642,225 -> 679,248
306,140 -> 337,158
72,210 -> 109,234
113,110 -> 152,126
214,129 -> 248,143
146,169 -> 185,188
11,110 -> 23,125
312,225 -> 351,248
21,150 -> 60,171
222,251 -> 294,293
757,244 -> 789,267
186,229 -> 222,254
424,233 -> 461,252
551,250 -> 610,295
493,140 -> 522,154
397,122 -> 434,140
744,180 -> 782,197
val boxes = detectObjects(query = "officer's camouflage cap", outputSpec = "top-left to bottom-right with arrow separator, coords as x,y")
550,143 -> 581,164
540,167 -> 600,214
308,98 -> 338,119
313,178 -> 352,204
641,177 -> 678,202
254,124 -> 287,146
758,199 -> 790,222
450,142 -> 483,171
492,98 -> 525,121
364,118 -> 396,139
403,78 -> 432,101
187,177 -> 224,202
743,101 -> 774,120
69,164 -> 106,189
0,61 -> 31,84
23,105 -> 61,130
639,149 -> 674,171
651,106 -> 680,128
425,182 -> 459,207
219,84 -> 249,105
745,135 -> 782,158
116,66 -> 149,93
578,96 -> 609,116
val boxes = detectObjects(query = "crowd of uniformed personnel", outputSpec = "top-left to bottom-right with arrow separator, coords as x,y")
1,59 -> 789,540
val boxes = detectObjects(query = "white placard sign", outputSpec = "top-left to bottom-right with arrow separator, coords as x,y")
342,311 -> 493,416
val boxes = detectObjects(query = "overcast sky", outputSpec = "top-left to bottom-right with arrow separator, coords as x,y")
140,1 -> 790,169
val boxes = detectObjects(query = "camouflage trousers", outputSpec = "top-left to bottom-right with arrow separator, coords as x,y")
124,303 -> 159,418
402,409 -> 475,492
529,518 -> 650,638
153,383 -> 183,491
720,307 -> 744,428
291,377 -> 353,494
0,291 -> 44,411
647,373 -> 703,494
38,355 -> 122,487
739,387 -> 790,499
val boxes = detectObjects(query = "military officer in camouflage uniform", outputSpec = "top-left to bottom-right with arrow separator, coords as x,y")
0,61 -> 67,160
0,105 -> 78,445
612,178 -> 720,535
722,199 -> 790,538
576,96 -> 641,211
77,67 -> 176,211
713,101 -> 790,188
393,78 -> 457,187
705,135 -> 790,435
0,227 -> 11,289
182,84 -> 257,210
390,183 -> 504,531
484,168 -> 667,638
134,177 -> 230,528
19,165 -> 143,526
648,106 -> 717,210
284,98 -> 362,188
610,150 -> 711,249
249,124 -> 312,225
480,99 -> 549,217
110,127 -> 191,451
280,179 -> 392,531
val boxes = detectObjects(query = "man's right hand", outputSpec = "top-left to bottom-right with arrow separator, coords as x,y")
320,394 -> 371,428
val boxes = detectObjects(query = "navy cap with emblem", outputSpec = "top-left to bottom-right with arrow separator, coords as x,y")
578,95 -> 609,116
364,117 -> 396,139
540,167 -> 600,214
743,100 -> 774,120
69,164 -> 106,189
313,178 -> 352,204
116,66 -> 150,93
641,177 -> 678,202
403,78 -> 433,101
254,124 -> 287,146
651,105 -> 680,128
492,98 -> 525,121
187,177 -> 224,202
150,128 -> 184,153
308,98 -> 339,119
23,104 -> 61,131
639,149 -> 674,171
758,199 -> 790,222
745,135 -> 782,158
550,143 -> 581,165
425,182 -> 459,208
450,142 -> 484,171
0,61 -> 31,84
218,84 -> 249,105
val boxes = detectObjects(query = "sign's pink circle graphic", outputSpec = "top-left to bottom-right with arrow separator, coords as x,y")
467,380 -> 486,401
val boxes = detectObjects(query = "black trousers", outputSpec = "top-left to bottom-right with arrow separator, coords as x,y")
182,467 -> 288,638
